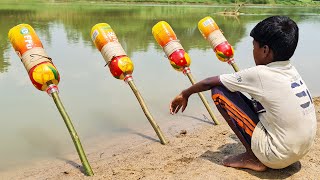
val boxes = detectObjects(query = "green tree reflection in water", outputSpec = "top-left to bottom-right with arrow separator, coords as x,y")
0,4 -> 317,73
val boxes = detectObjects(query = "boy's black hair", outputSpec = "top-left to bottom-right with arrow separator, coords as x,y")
250,16 -> 299,61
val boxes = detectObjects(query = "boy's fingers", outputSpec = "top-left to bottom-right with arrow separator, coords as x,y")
169,96 -> 184,114
170,103 -> 178,114
181,104 -> 187,112
170,106 -> 176,114
169,102 -> 174,114
174,105 -> 181,114
170,100 -> 177,113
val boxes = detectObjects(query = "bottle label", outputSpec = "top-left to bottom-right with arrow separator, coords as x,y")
21,47 -> 51,72
163,40 -> 183,57
208,30 -> 227,49
203,18 -> 214,27
101,41 -> 127,64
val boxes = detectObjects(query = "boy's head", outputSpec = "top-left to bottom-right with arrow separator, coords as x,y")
250,16 -> 299,64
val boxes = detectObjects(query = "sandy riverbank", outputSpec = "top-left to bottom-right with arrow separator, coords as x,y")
1,97 -> 319,179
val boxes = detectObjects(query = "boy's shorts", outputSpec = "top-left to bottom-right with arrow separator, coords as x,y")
212,86 -> 265,145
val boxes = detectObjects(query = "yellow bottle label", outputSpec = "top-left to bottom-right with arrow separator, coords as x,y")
198,16 -> 220,39
152,21 -> 177,47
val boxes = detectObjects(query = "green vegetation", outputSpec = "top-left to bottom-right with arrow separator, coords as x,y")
0,1 -> 319,72
0,0 -> 320,6
94,0 -> 320,6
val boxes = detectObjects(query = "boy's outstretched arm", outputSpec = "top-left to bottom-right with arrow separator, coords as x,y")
170,76 -> 222,114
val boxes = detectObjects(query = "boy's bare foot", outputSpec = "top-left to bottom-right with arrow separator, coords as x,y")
222,152 -> 267,172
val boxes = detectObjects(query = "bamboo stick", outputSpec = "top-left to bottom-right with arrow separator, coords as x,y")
127,80 -> 168,145
185,72 -> 220,125
230,62 -> 240,72
51,91 -> 94,176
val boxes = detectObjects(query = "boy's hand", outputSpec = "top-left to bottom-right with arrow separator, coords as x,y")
170,93 -> 189,114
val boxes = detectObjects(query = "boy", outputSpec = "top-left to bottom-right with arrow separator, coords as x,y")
170,16 -> 317,171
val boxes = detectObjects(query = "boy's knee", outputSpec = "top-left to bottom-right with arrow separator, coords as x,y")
211,86 -> 231,101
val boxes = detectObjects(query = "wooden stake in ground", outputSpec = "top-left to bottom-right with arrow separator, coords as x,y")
8,24 -> 93,176
91,23 -> 167,145
198,16 -> 240,72
152,21 -> 219,125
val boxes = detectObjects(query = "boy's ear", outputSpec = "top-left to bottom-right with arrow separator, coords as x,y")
263,45 -> 270,55
263,45 -> 274,61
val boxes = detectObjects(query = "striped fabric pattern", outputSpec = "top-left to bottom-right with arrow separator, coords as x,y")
212,94 -> 257,137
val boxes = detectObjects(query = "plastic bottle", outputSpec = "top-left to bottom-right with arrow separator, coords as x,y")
91,23 -> 134,80
152,21 -> 191,72
8,24 -> 60,91
198,16 -> 234,62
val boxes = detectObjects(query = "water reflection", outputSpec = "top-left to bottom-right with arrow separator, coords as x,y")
0,4 -> 319,170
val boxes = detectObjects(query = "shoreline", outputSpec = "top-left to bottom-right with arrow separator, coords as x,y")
0,106 -> 218,178
0,97 -> 319,179
0,1 -> 320,8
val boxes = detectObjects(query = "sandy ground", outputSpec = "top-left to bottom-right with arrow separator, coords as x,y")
1,97 -> 320,180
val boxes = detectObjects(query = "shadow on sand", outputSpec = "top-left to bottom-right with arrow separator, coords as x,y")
200,134 -> 301,179
182,114 -> 216,125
